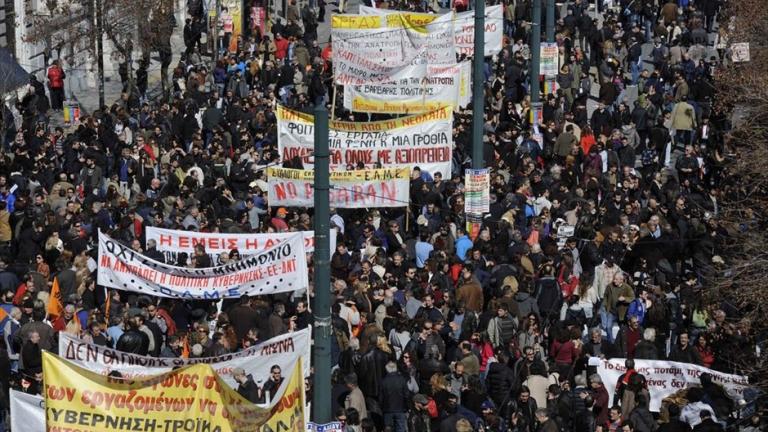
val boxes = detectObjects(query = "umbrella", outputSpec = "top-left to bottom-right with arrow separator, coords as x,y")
0,47 -> 32,94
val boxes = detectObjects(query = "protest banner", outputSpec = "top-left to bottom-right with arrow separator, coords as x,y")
458,60 -> 472,108
541,42 -> 560,76
342,63 -> 468,114
331,13 -> 455,85
358,5 -> 503,57
144,227 -> 337,265
10,389 -> 45,432
464,168 -> 490,215
220,0 -> 243,53
593,357 -> 750,412
267,167 -> 410,208
58,328 -> 311,387
307,422 -> 344,432
278,105 -> 453,177
97,231 -> 308,299
43,351 -> 305,432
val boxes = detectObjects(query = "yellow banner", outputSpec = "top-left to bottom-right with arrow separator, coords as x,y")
331,15 -> 383,29
267,167 -> 410,182
43,351 -> 305,432
277,105 -> 452,131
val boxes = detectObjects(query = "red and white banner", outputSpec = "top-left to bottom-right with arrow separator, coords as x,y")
278,105 -> 453,177
267,167 -> 410,208
145,227 -> 328,265
594,357 -> 750,412
97,231 -> 308,299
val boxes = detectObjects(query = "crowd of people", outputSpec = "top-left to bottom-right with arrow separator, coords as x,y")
0,0 -> 763,430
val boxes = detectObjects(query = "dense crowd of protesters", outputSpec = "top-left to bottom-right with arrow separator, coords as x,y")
0,0 -> 763,430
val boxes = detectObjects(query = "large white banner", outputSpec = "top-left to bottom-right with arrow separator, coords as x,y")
10,389 -> 45,432
267,167 -> 410,208
331,13 -> 455,85
358,5 -> 504,57
594,357 -> 750,412
343,63 -> 469,114
145,227 -> 330,266
278,105 -> 453,177
58,328 -> 311,388
97,231 -> 308,299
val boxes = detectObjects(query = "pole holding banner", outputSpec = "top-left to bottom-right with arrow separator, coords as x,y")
545,0 -> 556,96
312,101 -> 332,424
530,0 -> 542,104
471,0 -> 485,170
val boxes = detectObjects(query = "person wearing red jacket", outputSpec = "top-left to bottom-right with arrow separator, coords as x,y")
46,60 -> 66,110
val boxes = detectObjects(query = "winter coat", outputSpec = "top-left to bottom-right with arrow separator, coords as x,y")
485,362 -> 516,407
379,372 -> 410,413
671,101 -> 697,131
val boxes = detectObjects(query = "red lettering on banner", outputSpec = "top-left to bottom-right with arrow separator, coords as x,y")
245,238 -> 260,249
287,182 -> 297,198
159,235 -> 173,246
353,185 -> 364,202
100,255 -> 112,268
379,182 -> 397,203
179,237 -> 190,248
274,183 -> 288,201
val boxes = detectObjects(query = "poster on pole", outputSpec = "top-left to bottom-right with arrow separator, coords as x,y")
464,168 -> 490,214
277,105 -> 453,177
731,42 -> 750,62
144,228 -> 334,265
221,0 -> 242,53
594,357 -> 750,412
358,5 -> 504,57
541,42 -> 560,76
58,328 -> 312,388
331,13 -> 455,85
97,231 -> 309,299
267,167 -> 410,208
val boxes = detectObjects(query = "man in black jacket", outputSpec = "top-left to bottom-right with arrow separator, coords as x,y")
233,367 -> 260,403
380,361 -> 409,432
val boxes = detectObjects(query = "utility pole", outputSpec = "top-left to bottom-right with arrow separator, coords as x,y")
471,0 -> 485,170
311,102 -> 332,424
212,0 -> 220,66
95,0 -> 105,108
544,0 -> 556,97
529,0 -> 542,124
546,0 -> 555,42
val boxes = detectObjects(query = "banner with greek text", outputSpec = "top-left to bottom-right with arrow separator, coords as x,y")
358,5 -> 503,57
97,231 -> 308,299
10,389 -> 45,432
43,351 -> 304,432
464,168 -> 490,214
593,357 -> 750,412
144,228 -> 336,266
58,328 -> 311,388
331,13 -> 455,85
267,167 -> 410,208
342,63 -> 467,114
277,105 -> 453,177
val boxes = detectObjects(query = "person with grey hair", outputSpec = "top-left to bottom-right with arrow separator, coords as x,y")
634,327 -> 660,360
344,373 -> 368,419
590,373 -> 610,426
380,361 -> 409,431
535,408 -> 559,432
